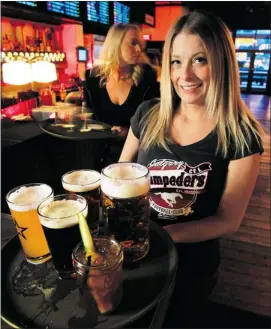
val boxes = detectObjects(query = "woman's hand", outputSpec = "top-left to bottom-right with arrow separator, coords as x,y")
111,126 -> 129,136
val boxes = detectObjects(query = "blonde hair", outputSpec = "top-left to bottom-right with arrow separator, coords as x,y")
97,23 -> 146,86
141,10 -> 264,158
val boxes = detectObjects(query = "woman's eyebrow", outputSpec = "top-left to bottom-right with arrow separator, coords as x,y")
171,52 -> 206,58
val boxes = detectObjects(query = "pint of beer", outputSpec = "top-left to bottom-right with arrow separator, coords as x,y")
101,162 -> 150,262
38,194 -> 88,279
62,169 -> 100,235
6,183 -> 53,264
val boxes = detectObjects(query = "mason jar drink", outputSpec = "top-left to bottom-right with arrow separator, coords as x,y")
62,169 -> 100,235
38,194 -> 88,279
6,183 -> 53,264
72,237 -> 123,314
101,162 -> 150,262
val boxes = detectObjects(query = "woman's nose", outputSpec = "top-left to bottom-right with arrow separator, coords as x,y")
179,63 -> 193,80
135,44 -> 141,53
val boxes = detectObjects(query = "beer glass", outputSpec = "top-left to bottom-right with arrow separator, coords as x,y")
72,237 -> 123,314
101,162 -> 150,262
38,194 -> 88,279
6,183 -> 53,264
62,169 -> 100,235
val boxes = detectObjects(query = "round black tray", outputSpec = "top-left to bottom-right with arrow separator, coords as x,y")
1,220 -> 177,328
39,120 -> 123,141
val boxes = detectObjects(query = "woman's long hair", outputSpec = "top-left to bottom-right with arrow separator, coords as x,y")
97,23 -> 146,87
140,10 -> 264,158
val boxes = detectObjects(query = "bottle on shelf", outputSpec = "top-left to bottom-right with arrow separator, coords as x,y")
39,41 -> 45,52
59,83 -> 67,102
25,36 -> 31,52
40,87 -> 56,106
49,85 -> 56,105
2,34 -> 13,51
46,28 -> 53,52
46,43 -> 51,52
2,35 -> 7,51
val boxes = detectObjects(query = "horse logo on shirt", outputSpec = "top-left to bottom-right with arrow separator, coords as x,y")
148,159 -> 212,217
154,192 -> 183,208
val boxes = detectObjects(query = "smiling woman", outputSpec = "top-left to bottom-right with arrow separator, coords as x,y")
170,33 -> 210,108
119,10 -> 265,327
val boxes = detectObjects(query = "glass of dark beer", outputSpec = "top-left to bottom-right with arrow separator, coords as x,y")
101,162 -> 150,262
38,194 -> 88,279
62,169 -> 101,235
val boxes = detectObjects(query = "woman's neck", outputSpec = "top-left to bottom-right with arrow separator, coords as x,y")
117,65 -> 133,80
178,103 -> 207,121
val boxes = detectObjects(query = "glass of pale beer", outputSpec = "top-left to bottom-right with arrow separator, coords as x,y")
38,194 -> 88,279
101,162 -> 150,262
62,169 -> 101,235
6,183 -> 53,264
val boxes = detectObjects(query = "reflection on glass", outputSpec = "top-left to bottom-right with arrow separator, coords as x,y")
251,52 -> 271,90
236,52 -> 252,89
235,30 -> 256,50
236,30 -> 257,36
256,30 -> 271,51
236,29 -> 271,51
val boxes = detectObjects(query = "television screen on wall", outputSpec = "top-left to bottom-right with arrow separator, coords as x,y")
86,2 -> 109,25
77,47 -> 88,62
114,2 -> 130,24
16,1 -> 37,7
47,1 -> 80,18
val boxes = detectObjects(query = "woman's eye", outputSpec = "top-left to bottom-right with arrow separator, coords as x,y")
171,59 -> 181,66
130,40 -> 138,46
194,57 -> 207,64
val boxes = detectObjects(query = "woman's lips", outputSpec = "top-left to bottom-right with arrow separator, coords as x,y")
181,84 -> 202,90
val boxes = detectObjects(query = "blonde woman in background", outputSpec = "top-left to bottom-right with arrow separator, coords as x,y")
84,23 -> 160,136
119,10 -> 264,327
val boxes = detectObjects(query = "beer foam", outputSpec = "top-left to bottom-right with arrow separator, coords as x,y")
39,199 -> 88,229
62,170 -> 100,193
101,164 -> 149,199
7,184 -> 53,211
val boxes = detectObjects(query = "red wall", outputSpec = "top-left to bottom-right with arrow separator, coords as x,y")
142,6 -> 189,41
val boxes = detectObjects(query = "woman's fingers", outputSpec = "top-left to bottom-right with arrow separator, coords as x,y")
111,126 -> 122,132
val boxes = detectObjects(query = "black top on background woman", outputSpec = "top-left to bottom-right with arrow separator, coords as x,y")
84,23 -> 160,136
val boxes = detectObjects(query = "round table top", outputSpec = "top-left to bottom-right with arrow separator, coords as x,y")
1,220 -> 178,329
39,120 -> 125,141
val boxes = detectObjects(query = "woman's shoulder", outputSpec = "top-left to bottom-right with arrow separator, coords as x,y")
138,98 -> 160,115
131,98 -> 159,139
228,119 -> 264,160
132,98 -> 160,125
85,66 -> 101,80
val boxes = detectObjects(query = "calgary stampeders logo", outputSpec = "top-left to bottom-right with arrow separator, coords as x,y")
148,159 -> 212,217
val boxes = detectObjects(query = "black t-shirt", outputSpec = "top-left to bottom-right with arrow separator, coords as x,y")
131,99 -> 264,277
84,65 -> 160,127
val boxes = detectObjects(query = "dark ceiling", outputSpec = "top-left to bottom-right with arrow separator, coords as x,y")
181,1 -> 271,30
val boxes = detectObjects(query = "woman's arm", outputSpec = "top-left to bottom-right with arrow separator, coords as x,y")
164,153 -> 261,243
119,128 -> 140,162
